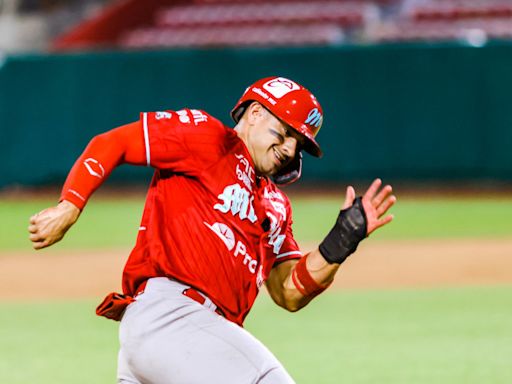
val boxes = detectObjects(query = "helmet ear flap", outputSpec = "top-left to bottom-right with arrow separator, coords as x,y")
232,100 -> 252,123
272,152 -> 302,186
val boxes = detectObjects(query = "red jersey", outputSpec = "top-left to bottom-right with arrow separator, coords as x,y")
122,109 -> 302,325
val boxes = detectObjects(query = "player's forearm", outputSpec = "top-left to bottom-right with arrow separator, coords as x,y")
60,122 -> 146,210
280,199 -> 370,310
301,248 -> 340,285
281,249 -> 338,311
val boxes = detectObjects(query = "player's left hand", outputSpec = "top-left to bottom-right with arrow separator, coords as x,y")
28,200 -> 81,250
342,178 -> 396,236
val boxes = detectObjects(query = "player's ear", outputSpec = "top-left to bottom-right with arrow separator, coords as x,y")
246,102 -> 265,125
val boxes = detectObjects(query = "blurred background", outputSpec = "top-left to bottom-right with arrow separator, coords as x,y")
1,0 -> 512,188
0,1 -> 511,383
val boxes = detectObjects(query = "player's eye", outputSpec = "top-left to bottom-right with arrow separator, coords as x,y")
269,128 -> 285,143
286,128 -> 305,148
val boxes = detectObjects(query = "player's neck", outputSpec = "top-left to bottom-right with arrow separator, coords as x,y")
234,122 -> 251,154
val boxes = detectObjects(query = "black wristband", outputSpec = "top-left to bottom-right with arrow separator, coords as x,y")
319,197 -> 367,264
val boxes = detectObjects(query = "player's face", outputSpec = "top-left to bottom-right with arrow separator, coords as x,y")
247,106 -> 305,176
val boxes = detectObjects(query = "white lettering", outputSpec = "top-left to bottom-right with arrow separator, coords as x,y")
214,184 -> 257,223
263,188 -> 285,201
235,154 -> 255,190
266,212 -> 286,254
262,187 -> 288,254
176,110 -> 191,124
236,165 -> 252,190
252,87 -> 269,100
233,240 -> 257,274
155,111 -> 172,120
269,199 -> 287,220
205,224 -> 258,274
248,259 -> 258,274
191,109 -> 208,125
305,108 -> 323,128
243,253 -> 252,266
234,241 -> 246,258
67,189 -> 85,202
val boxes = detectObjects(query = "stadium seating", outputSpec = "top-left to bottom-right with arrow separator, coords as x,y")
365,0 -> 512,43
52,0 -> 512,50
367,18 -> 512,43
154,2 -> 371,28
119,1 -> 378,49
121,24 -> 345,48
406,0 -> 512,21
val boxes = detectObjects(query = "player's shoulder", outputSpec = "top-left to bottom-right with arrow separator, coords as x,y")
143,108 -> 242,164
181,108 -> 225,129
180,108 -> 238,148
146,108 -> 234,141
145,108 -> 226,130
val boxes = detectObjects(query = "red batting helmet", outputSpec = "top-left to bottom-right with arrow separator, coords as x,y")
231,76 -> 324,158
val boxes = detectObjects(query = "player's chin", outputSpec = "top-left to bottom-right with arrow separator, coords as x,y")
258,163 -> 279,177
258,156 -> 286,177
269,161 -> 285,176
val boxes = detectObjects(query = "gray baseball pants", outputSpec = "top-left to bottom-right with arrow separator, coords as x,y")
117,277 -> 295,384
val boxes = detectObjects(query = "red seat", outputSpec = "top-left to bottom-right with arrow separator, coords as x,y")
120,23 -> 345,48
155,1 -> 372,28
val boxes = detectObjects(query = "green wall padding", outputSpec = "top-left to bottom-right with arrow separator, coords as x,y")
1,42 -> 511,188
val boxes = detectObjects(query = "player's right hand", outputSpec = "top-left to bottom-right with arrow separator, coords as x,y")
340,178 -> 396,236
28,200 -> 81,250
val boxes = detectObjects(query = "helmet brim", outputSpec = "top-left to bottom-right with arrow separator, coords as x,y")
303,139 -> 323,158
287,121 -> 323,158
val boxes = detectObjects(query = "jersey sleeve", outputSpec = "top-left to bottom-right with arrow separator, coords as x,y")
60,108 -> 227,210
142,109 -> 227,171
60,121 -> 146,210
273,224 -> 302,266
272,195 -> 302,266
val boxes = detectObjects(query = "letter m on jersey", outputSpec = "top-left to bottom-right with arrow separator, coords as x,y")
214,184 -> 257,223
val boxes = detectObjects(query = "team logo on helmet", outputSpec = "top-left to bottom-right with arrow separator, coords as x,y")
262,77 -> 300,99
305,108 -> 323,128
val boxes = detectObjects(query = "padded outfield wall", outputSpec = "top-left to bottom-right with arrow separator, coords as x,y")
1,42 -> 511,188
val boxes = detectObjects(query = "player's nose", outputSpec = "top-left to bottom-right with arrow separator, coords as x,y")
281,136 -> 298,159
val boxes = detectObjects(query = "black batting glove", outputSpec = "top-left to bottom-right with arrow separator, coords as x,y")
319,197 -> 367,264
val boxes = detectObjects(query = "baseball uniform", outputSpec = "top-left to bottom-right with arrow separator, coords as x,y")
61,108 -> 301,383
32,76 -> 395,384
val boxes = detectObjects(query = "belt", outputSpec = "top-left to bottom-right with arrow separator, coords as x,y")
182,288 -> 225,317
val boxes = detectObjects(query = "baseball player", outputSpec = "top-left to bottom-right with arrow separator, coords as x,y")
28,76 -> 396,383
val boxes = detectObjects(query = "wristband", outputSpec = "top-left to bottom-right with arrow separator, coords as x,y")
319,197 -> 367,264
291,254 -> 329,297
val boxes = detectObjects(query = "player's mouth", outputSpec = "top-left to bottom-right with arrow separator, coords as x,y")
272,147 -> 287,168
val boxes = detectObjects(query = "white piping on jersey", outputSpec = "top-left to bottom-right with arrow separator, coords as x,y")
139,226 -> 147,231
275,250 -> 302,260
142,112 -> 151,166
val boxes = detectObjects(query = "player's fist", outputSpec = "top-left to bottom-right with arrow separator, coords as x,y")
28,200 -> 81,250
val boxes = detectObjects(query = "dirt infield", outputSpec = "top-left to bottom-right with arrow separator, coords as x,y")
1,238 -> 511,300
